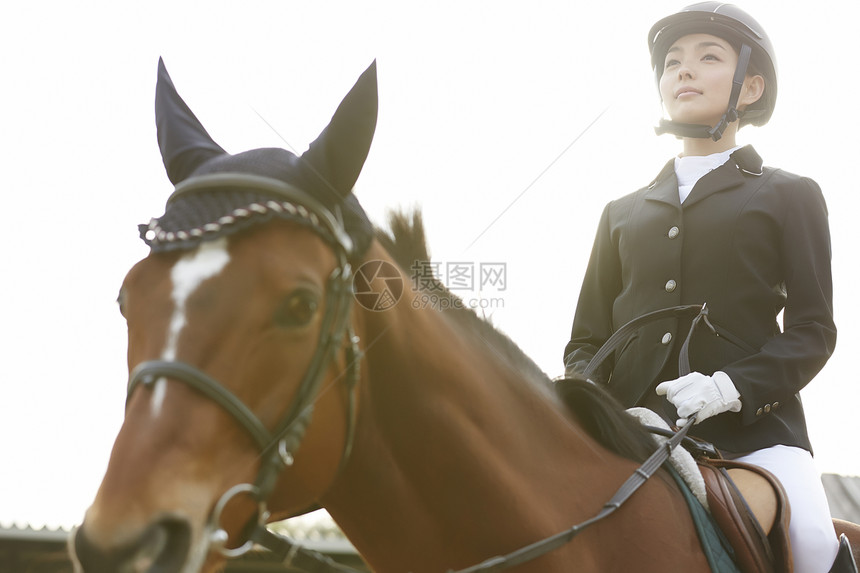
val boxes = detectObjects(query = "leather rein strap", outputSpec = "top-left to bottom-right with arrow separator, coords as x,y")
582,303 -> 708,379
448,303 -> 711,573
248,527 -> 364,573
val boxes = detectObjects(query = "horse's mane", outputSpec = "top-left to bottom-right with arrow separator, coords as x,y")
374,209 -> 550,386
555,376 -> 656,463
374,210 -> 656,463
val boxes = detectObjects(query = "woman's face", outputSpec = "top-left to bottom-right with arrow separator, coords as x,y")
659,33 -> 743,127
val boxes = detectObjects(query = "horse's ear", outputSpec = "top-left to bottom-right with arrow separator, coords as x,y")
301,60 -> 378,198
155,58 -> 226,185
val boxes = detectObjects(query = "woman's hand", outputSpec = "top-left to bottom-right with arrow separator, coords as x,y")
656,371 -> 741,426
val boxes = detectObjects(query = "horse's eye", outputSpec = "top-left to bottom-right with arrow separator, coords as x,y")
274,289 -> 320,328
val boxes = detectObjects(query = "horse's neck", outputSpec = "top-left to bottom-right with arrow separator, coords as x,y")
321,255 -> 632,571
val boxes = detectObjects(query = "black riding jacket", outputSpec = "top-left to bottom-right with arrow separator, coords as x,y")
563,145 -> 836,454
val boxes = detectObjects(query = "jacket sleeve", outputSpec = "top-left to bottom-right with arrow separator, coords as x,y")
563,202 -> 622,382
722,177 -> 837,425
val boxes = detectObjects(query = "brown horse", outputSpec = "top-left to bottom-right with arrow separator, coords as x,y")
71,61 -> 855,572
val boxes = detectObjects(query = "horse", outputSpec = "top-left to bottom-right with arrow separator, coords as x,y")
70,60 -> 857,572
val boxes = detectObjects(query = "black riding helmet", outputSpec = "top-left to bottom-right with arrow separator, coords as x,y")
648,2 -> 778,140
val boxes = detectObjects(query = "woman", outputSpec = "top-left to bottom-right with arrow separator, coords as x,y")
562,3 -> 852,572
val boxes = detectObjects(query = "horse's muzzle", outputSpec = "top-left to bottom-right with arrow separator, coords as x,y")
72,516 -> 191,573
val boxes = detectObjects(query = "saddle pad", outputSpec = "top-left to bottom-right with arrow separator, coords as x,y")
627,407 -> 709,508
666,466 -> 743,573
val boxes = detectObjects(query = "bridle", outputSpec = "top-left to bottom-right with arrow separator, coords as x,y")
126,173 -> 363,561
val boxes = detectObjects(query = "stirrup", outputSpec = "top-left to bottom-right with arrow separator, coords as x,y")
829,534 -> 858,573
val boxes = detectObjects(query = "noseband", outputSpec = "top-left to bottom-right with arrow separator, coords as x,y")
126,173 -> 362,557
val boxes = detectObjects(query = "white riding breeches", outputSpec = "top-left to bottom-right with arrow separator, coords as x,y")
727,445 -> 839,573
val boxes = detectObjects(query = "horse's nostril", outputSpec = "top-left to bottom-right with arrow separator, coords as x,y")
72,517 -> 191,573
72,524 -> 133,572
148,517 -> 191,571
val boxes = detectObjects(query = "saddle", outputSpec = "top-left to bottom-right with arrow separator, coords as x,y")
631,408 -> 792,573
697,456 -> 792,573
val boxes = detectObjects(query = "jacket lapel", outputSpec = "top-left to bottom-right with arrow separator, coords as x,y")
645,159 -> 681,207
682,145 -> 764,209
682,164 -> 744,208
644,145 -> 765,210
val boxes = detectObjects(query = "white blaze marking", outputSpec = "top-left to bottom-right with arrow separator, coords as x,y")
152,237 -> 231,417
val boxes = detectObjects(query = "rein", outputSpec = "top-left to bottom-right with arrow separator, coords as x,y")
126,173 -> 364,568
447,303 -> 713,573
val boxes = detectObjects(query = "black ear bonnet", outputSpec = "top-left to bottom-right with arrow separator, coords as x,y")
141,59 -> 378,260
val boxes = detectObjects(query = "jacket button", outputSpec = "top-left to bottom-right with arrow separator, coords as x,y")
661,332 -> 672,345
764,404 -> 772,413
668,226 -> 680,239
665,280 -> 677,292
773,401 -> 780,410
756,407 -> 763,416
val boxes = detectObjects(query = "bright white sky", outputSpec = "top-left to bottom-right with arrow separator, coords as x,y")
2,1 -> 858,531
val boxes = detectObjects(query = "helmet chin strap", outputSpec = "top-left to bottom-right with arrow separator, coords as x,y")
655,43 -> 753,142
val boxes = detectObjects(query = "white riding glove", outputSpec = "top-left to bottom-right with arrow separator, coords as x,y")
655,371 -> 741,426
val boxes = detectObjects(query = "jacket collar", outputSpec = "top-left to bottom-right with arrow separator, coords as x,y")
645,159 -> 681,207
645,145 -> 764,208
730,145 -> 764,176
